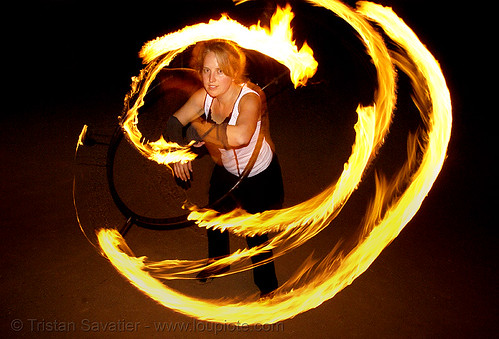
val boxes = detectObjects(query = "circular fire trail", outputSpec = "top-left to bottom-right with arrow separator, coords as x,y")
87,0 -> 452,325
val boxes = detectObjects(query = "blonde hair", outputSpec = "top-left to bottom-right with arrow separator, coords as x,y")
190,40 -> 247,83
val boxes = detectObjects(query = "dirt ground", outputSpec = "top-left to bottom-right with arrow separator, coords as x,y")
2,1 -> 496,337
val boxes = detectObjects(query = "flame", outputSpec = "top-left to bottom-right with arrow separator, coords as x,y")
92,1 -> 452,325
187,104 -> 377,238
139,4 -> 317,87
75,124 -> 88,156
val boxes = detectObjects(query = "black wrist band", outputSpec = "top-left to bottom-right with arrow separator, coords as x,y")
166,116 -> 185,145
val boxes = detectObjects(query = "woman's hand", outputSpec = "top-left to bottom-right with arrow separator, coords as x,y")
173,161 -> 193,181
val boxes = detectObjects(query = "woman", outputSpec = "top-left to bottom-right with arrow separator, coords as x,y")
166,40 -> 283,298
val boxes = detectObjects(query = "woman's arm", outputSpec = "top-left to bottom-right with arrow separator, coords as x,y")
190,92 -> 261,149
228,92 -> 260,146
173,87 -> 206,125
167,87 -> 206,146
166,88 -> 206,181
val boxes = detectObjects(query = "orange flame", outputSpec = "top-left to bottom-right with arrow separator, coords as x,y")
93,1 -> 452,325
140,4 -> 317,87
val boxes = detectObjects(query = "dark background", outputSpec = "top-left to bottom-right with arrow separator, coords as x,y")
2,0 -> 495,337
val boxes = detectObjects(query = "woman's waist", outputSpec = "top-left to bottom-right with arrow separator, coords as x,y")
220,139 -> 273,177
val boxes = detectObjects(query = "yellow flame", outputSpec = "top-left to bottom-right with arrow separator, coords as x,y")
140,4 -> 317,87
75,124 -> 88,156
187,104 -> 377,237
93,0 -> 452,325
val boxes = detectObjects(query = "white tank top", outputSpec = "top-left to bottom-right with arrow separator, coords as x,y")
204,83 -> 273,177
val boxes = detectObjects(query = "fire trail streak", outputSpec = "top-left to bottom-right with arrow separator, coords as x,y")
93,0 -> 452,324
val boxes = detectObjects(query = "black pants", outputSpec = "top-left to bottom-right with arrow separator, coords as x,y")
207,155 -> 284,294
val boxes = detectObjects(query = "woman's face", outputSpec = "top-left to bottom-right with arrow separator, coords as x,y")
202,51 -> 234,98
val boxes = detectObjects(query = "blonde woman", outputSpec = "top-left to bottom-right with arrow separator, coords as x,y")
167,40 -> 283,298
